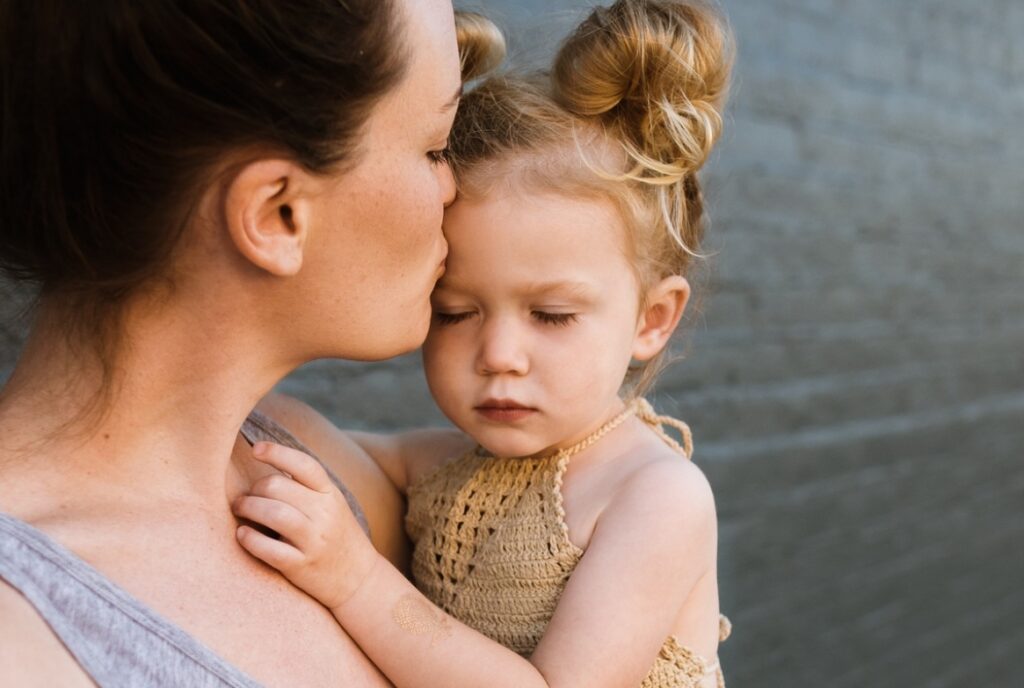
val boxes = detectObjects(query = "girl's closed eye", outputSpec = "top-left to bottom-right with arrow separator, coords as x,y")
532,311 -> 579,327
434,310 -> 474,326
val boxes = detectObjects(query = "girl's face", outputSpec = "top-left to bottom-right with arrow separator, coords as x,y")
423,191 -> 644,458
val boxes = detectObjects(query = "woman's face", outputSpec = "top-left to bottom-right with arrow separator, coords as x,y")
298,0 -> 462,361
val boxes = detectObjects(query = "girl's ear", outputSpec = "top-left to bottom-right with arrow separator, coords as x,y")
632,275 -> 690,361
223,159 -> 315,277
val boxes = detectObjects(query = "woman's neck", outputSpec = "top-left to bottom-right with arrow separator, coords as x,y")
0,294 -> 294,509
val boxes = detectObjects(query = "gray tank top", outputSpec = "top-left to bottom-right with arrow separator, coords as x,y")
0,411 -> 370,687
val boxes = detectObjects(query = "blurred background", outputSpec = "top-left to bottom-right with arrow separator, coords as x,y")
2,0 -> 1021,685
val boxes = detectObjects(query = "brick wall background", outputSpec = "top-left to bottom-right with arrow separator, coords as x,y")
2,1 -> 1022,685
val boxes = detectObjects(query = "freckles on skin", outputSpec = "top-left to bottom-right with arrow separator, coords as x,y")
392,593 -> 453,645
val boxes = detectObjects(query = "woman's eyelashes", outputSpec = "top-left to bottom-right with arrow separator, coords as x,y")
427,145 -> 450,165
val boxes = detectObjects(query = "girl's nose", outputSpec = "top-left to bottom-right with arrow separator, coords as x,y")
475,319 -> 529,376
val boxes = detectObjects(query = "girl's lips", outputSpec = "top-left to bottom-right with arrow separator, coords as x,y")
474,400 -> 537,423
475,407 -> 536,422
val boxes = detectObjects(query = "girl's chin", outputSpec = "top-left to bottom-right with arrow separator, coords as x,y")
476,437 -> 553,460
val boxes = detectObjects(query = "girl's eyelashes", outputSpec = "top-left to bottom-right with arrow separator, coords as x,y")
532,311 -> 579,327
433,311 -> 473,326
432,310 -> 579,327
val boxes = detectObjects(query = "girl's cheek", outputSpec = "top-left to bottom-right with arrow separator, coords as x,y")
423,329 -> 461,370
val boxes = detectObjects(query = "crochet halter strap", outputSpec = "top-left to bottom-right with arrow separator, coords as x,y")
549,397 -> 695,463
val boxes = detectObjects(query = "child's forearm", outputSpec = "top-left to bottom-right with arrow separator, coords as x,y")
331,554 -> 551,688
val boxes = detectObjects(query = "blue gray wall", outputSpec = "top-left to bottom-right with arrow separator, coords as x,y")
2,1 -> 1022,685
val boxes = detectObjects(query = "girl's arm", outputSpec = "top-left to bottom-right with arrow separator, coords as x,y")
254,394 -> 473,570
345,427 -> 476,494
254,393 -> 409,568
258,393 -> 472,494
232,441 -> 717,688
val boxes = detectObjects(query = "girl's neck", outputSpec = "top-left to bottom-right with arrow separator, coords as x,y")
0,294 -> 293,510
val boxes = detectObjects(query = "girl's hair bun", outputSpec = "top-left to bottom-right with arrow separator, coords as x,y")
455,11 -> 506,82
553,0 -> 733,183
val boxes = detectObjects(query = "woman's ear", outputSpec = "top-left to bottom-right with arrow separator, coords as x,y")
223,159 -> 314,276
632,275 -> 691,361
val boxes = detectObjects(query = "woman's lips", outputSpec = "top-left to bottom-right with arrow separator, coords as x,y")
475,399 -> 537,423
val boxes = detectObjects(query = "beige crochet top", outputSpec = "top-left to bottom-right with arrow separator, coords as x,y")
405,399 -> 731,688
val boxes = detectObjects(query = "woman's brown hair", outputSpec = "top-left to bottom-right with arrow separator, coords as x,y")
0,0 -> 406,331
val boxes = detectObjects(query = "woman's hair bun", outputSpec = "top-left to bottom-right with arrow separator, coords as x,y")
455,11 -> 507,82
552,0 -> 733,182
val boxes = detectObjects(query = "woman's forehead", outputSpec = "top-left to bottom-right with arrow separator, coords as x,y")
369,0 -> 461,143
397,0 -> 461,95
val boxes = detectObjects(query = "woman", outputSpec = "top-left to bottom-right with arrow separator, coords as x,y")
0,0 -> 499,685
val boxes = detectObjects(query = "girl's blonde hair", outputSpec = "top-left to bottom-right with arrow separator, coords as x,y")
450,0 -> 734,394
455,10 -> 507,81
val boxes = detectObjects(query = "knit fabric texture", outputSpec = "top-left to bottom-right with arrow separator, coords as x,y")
405,399 -> 731,688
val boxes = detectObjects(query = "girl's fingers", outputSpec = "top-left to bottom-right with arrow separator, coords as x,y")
248,472 -> 318,508
232,495 -> 310,547
250,442 -> 334,493
236,525 -> 304,572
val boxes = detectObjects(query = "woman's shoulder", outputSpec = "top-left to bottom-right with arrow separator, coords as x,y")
252,393 -> 387,500
253,392 -> 342,448
254,393 -> 473,488
0,580 -> 97,687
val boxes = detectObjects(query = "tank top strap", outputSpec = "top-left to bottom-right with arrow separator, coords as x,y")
633,398 -> 695,459
0,511 -> 264,687
241,409 -> 370,538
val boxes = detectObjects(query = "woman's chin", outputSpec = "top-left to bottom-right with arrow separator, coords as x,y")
362,307 -> 433,361
322,320 -> 429,363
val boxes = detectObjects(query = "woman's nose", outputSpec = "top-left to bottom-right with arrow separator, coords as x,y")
476,320 -> 529,376
440,161 -> 457,208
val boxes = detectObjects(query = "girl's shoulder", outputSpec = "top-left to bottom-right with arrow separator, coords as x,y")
612,453 -> 716,530
399,428 -> 477,490
615,403 -> 717,533
564,432 -> 717,554
582,450 -> 719,585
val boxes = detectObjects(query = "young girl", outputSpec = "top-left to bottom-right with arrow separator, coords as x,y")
232,1 -> 734,686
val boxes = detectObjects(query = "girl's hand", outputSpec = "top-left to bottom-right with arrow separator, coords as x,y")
231,441 -> 379,609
